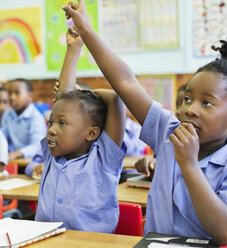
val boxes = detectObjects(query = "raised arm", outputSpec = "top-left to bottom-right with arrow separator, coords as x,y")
93,89 -> 125,147
55,26 -> 83,100
62,1 -> 152,125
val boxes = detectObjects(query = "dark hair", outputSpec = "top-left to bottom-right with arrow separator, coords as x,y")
10,78 -> 34,92
194,40 -> 227,94
177,83 -> 187,93
0,87 -> 8,93
58,90 -> 107,131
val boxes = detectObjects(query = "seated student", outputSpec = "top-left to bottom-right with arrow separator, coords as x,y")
135,83 -> 187,179
63,2 -> 227,244
0,129 -> 9,176
0,87 -> 10,127
1,78 -> 47,160
35,27 -> 126,233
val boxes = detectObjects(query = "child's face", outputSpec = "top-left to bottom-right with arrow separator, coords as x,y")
8,81 -> 32,114
47,99 -> 92,160
0,91 -> 9,116
180,71 -> 227,147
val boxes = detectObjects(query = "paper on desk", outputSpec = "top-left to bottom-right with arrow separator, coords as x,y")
148,244 -> 186,247
0,178 -> 37,190
0,218 -> 63,247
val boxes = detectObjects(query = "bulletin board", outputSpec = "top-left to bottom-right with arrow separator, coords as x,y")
101,0 -> 179,52
0,7 -> 42,64
192,0 -> 227,57
137,74 -> 176,112
45,0 -> 98,71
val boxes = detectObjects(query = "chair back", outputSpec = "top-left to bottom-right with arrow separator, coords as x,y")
114,202 -> 143,236
5,163 -> 18,175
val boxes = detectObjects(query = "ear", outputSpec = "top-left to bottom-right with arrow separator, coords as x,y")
28,92 -> 33,102
86,126 -> 100,142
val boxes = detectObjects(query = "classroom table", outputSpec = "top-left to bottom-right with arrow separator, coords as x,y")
9,157 -> 32,167
0,176 -> 148,207
27,230 -> 142,248
0,175 -> 39,201
117,182 -> 148,208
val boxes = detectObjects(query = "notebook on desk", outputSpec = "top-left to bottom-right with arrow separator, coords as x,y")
126,174 -> 152,189
133,232 -> 227,248
0,218 -> 65,247
133,231 -> 225,248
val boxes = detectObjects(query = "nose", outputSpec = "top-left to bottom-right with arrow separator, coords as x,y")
48,125 -> 57,136
185,102 -> 200,117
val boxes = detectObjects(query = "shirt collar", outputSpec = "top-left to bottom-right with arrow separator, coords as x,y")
200,144 -> 227,168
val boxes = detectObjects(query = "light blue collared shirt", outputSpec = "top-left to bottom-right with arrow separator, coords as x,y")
25,147 -> 43,177
35,131 -> 126,233
140,101 -> 227,239
1,103 -> 47,158
123,117 -> 146,155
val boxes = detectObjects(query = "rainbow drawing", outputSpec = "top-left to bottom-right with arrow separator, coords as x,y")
0,18 -> 41,63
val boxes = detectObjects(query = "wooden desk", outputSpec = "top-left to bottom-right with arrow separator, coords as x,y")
117,182 -> 148,208
0,175 -> 39,201
0,177 -> 148,207
28,230 -> 142,248
9,157 -> 32,167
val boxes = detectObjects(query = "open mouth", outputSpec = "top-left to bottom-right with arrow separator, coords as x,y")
47,139 -> 57,148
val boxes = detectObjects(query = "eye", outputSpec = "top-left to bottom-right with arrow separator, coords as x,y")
203,100 -> 213,107
48,119 -> 53,127
184,96 -> 191,103
59,120 -> 66,126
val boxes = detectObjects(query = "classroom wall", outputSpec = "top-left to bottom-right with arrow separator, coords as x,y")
0,0 -> 218,81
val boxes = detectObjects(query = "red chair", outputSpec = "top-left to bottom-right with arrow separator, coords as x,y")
0,195 -> 3,219
114,202 -> 143,236
3,164 -> 22,218
140,218 -> 146,236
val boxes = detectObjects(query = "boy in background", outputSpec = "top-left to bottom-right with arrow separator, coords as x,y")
0,87 -> 10,127
1,78 -> 47,160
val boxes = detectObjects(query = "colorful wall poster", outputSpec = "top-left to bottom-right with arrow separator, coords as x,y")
102,0 -> 138,52
193,0 -> 227,57
138,75 -> 176,111
45,0 -> 98,71
101,0 -> 179,52
0,7 -> 41,64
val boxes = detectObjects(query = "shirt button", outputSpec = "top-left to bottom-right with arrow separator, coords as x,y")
57,199 -> 63,204
60,168 -> 64,173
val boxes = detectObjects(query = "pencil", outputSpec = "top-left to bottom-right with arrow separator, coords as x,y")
6,232 -> 11,247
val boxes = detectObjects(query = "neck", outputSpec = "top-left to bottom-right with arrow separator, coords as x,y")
199,140 -> 226,160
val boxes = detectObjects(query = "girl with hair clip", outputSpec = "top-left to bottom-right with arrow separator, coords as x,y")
62,1 -> 227,244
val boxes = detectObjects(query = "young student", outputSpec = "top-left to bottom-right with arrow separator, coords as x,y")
1,78 -> 47,160
35,27 -> 126,233
0,130 -> 9,176
63,1 -> 227,244
0,87 -> 10,127
135,83 -> 187,179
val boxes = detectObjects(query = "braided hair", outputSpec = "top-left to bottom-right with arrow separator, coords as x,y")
58,90 -> 107,132
195,41 -> 227,84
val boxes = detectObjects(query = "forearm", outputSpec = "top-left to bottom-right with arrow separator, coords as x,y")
56,44 -> 82,99
93,89 -> 126,146
181,165 -> 227,244
79,27 -> 151,125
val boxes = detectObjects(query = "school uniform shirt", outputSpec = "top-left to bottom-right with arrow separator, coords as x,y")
0,130 -> 8,165
124,117 -> 146,155
140,101 -> 227,239
35,131 -> 126,233
25,147 -> 43,177
1,103 -> 47,158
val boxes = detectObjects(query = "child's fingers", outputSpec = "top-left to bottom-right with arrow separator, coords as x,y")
169,133 -> 181,146
181,122 -> 198,137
